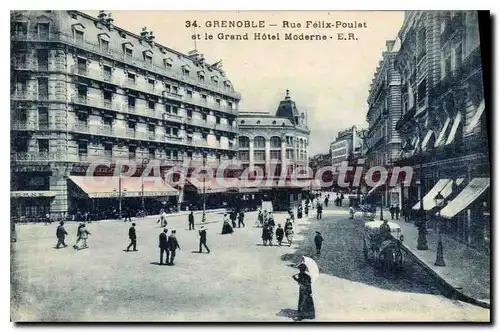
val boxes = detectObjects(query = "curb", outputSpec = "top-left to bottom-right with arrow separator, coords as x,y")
399,245 -> 491,309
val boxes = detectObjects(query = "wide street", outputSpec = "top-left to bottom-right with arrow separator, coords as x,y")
11,204 -> 489,322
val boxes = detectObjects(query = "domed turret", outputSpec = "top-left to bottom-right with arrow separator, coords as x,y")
275,89 -> 301,125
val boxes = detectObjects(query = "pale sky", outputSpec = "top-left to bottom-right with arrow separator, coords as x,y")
85,10 -> 404,155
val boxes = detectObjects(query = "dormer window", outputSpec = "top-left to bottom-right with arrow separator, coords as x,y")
164,58 -> 173,70
38,23 -> 50,39
145,54 -> 153,64
13,21 -> 28,37
182,65 -> 190,76
69,12 -> 78,20
211,76 -> 219,87
198,71 -> 205,83
74,30 -> 84,43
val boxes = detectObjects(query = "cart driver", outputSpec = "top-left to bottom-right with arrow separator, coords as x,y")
379,220 -> 392,241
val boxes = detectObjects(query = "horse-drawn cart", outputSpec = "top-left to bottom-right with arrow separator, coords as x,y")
363,220 -> 404,270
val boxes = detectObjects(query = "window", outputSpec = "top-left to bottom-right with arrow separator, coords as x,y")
199,74 -> 205,83
103,117 -> 112,127
442,45 -> 452,78
149,147 -> 155,159
187,151 -> 193,158
417,79 -> 426,102
172,86 -> 178,94
166,62 -> 172,70
127,72 -> 135,84
13,21 -> 28,37
128,96 -> 136,108
100,39 -> 109,52
145,54 -> 153,64
202,133 -> 208,140
38,139 -> 49,152
270,150 -> 281,161
103,90 -> 112,102
172,128 -> 178,136
454,41 -> 463,69
165,104 -> 171,113
254,150 -> 265,161
129,146 -> 136,159
38,107 -> 49,129
148,79 -> 155,90
38,77 -> 48,99
172,150 -> 178,159
148,100 -> 155,110
286,150 -> 294,159
201,94 -> 207,102
417,27 -> 427,61
103,65 -> 112,81
441,12 -> 452,34
186,90 -> 193,98
77,141 -> 87,156
228,101 -> 233,109
172,106 -> 178,115
216,99 -> 221,105
183,67 -> 190,76
238,151 -> 249,161
148,124 -> 155,132
202,113 -> 207,121
104,143 -> 113,158
254,136 -> 265,149
37,49 -> 48,71
216,135 -> 221,142
270,136 -> 281,149
216,116 -> 221,124
75,30 -> 84,43
238,136 -> 249,148
165,149 -> 172,159
128,121 -> 136,130
165,84 -> 171,92
125,48 -> 133,61
186,109 -> 192,118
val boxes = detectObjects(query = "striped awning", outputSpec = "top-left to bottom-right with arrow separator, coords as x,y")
439,178 -> 490,219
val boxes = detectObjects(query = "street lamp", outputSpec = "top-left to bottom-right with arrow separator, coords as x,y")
434,191 -> 446,266
141,158 -> 149,213
202,151 -> 207,223
379,192 -> 384,221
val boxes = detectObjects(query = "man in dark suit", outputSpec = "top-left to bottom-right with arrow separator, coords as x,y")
167,229 -> 181,265
55,221 -> 68,249
188,212 -> 195,230
238,210 -> 245,228
126,223 -> 137,251
198,226 -> 210,253
159,228 -> 169,265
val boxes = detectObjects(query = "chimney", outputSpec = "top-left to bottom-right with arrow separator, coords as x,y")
98,10 -> 108,21
386,40 -> 395,51
140,27 -> 150,39
106,12 -> 114,25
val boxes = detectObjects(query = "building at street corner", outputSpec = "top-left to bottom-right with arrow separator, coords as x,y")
364,40 -> 403,207
329,126 -> 362,189
10,10 -> 241,220
394,11 -> 490,250
236,90 -> 311,210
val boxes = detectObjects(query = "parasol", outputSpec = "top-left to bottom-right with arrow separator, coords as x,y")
297,256 -> 320,282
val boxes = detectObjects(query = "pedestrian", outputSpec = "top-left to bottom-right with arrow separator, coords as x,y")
124,208 -> 132,222
79,223 -> 91,249
230,209 -> 237,228
324,196 -> 329,207
289,209 -> 295,223
73,222 -> 85,249
297,205 -> 303,219
126,223 -> 137,251
403,203 -> 410,222
44,212 -> 50,226
167,230 -> 181,265
304,203 -> 309,217
198,226 -> 210,253
349,205 -> 355,219
257,209 -> 264,227
55,221 -> 68,249
395,205 -> 400,220
237,210 -> 244,228
276,224 -> 284,246
161,210 -> 168,227
316,203 -> 321,220
285,219 -> 294,247
159,228 -> 169,265
314,231 -> 324,255
221,213 -> 234,234
292,263 -> 315,321
188,211 -> 195,230
262,225 -> 269,246
389,205 -> 395,220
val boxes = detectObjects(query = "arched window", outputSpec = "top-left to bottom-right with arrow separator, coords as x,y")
270,136 -> 281,149
254,136 -> 266,149
238,136 -> 249,148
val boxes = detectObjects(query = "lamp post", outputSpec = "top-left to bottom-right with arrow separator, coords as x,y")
380,193 -> 384,220
434,191 -> 446,266
141,158 -> 149,213
202,152 -> 207,223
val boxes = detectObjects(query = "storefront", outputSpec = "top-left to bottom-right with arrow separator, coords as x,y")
10,190 -> 57,221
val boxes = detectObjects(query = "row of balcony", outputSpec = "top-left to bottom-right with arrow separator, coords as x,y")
11,32 -> 242,100
12,151 -> 186,165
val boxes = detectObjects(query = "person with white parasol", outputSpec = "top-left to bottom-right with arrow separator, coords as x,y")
292,256 -> 319,320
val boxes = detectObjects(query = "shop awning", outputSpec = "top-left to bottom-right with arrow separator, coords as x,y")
412,179 -> 450,211
69,176 -> 178,198
439,178 -> 490,219
421,130 -> 435,152
465,99 -> 485,134
434,117 -> 451,148
445,112 -> 463,145
185,177 -> 232,194
10,191 -> 58,198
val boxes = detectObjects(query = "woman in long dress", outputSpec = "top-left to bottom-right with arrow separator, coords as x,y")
292,264 -> 315,320
221,214 -> 234,235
